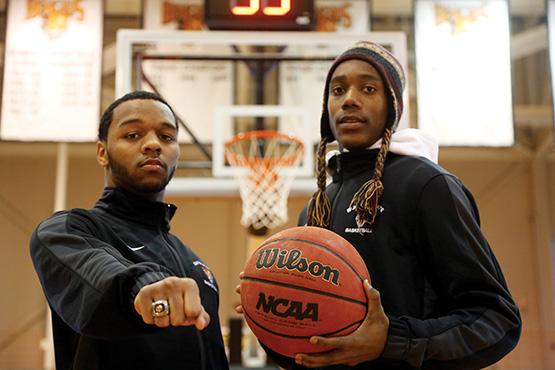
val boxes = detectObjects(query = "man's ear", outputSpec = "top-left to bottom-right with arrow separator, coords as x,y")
96,141 -> 109,167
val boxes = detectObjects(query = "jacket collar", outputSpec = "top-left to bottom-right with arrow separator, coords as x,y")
94,187 -> 177,231
330,149 -> 381,182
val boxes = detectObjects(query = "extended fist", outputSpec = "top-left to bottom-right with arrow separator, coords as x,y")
134,276 -> 210,330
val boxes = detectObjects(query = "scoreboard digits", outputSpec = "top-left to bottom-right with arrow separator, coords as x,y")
231,0 -> 291,16
205,0 -> 314,30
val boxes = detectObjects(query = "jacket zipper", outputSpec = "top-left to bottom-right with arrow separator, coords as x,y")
330,181 -> 344,229
161,231 -> 188,274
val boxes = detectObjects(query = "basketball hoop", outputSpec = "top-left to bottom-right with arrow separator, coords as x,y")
225,130 -> 305,230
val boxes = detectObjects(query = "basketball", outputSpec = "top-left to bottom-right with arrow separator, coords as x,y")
240,226 -> 370,358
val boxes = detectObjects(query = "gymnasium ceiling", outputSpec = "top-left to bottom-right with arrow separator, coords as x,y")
98,0 -> 546,17
0,0 -> 544,18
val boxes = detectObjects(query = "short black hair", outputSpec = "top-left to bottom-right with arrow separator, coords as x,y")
98,90 -> 178,142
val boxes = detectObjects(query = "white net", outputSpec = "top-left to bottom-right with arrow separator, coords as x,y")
225,131 -> 304,230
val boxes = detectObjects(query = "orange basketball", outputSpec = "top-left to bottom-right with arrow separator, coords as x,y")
240,226 -> 370,358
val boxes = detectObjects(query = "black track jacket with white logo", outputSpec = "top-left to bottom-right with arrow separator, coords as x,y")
30,187 -> 229,370
289,150 -> 521,369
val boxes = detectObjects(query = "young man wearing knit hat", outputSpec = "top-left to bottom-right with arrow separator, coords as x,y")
271,41 -> 521,369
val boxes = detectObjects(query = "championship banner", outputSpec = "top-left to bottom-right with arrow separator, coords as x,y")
415,0 -> 514,146
142,0 -> 233,143
0,0 -> 103,141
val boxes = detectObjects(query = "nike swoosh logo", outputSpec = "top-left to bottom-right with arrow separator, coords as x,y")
127,245 -> 145,251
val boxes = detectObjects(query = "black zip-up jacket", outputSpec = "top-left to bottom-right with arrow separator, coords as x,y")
30,187 -> 229,370
270,150 -> 520,369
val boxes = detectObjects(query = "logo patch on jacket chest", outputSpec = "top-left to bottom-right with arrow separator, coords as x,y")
193,260 -> 218,292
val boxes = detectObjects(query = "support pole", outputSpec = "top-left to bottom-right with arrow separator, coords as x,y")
41,142 -> 69,370
531,133 -> 555,369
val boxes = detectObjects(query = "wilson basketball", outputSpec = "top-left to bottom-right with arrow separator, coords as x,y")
240,226 -> 370,358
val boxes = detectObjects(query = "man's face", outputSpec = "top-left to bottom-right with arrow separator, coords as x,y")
328,59 -> 388,151
96,99 -> 179,199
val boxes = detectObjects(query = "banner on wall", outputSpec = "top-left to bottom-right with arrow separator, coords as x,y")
0,0 -> 103,141
415,0 -> 514,146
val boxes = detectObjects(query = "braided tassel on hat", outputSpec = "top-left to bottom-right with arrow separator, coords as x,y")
348,128 -> 392,227
307,138 -> 332,228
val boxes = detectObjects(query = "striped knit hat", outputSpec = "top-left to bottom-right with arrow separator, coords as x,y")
321,41 -> 406,141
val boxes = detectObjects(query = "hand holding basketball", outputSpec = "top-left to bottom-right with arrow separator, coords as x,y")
294,280 -> 389,368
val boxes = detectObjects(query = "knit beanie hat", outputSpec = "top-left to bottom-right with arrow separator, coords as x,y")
307,41 -> 406,229
320,41 -> 406,142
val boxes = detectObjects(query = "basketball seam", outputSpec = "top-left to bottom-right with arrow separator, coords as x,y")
244,308 -> 365,339
259,237 -> 367,282
241,276 -> 367,306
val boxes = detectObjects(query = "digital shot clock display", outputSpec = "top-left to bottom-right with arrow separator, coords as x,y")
204,0 -> 315,31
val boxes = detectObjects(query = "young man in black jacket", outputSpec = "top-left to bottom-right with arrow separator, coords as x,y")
30,91 -> 229,370
247,42 -> 521,369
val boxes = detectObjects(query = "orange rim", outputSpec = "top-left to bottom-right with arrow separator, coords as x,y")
224,130 -> 304,168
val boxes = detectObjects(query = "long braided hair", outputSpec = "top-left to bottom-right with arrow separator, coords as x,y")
307,41 -> 405,229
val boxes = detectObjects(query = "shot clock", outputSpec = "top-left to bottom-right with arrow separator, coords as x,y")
204,0 -> 315,30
